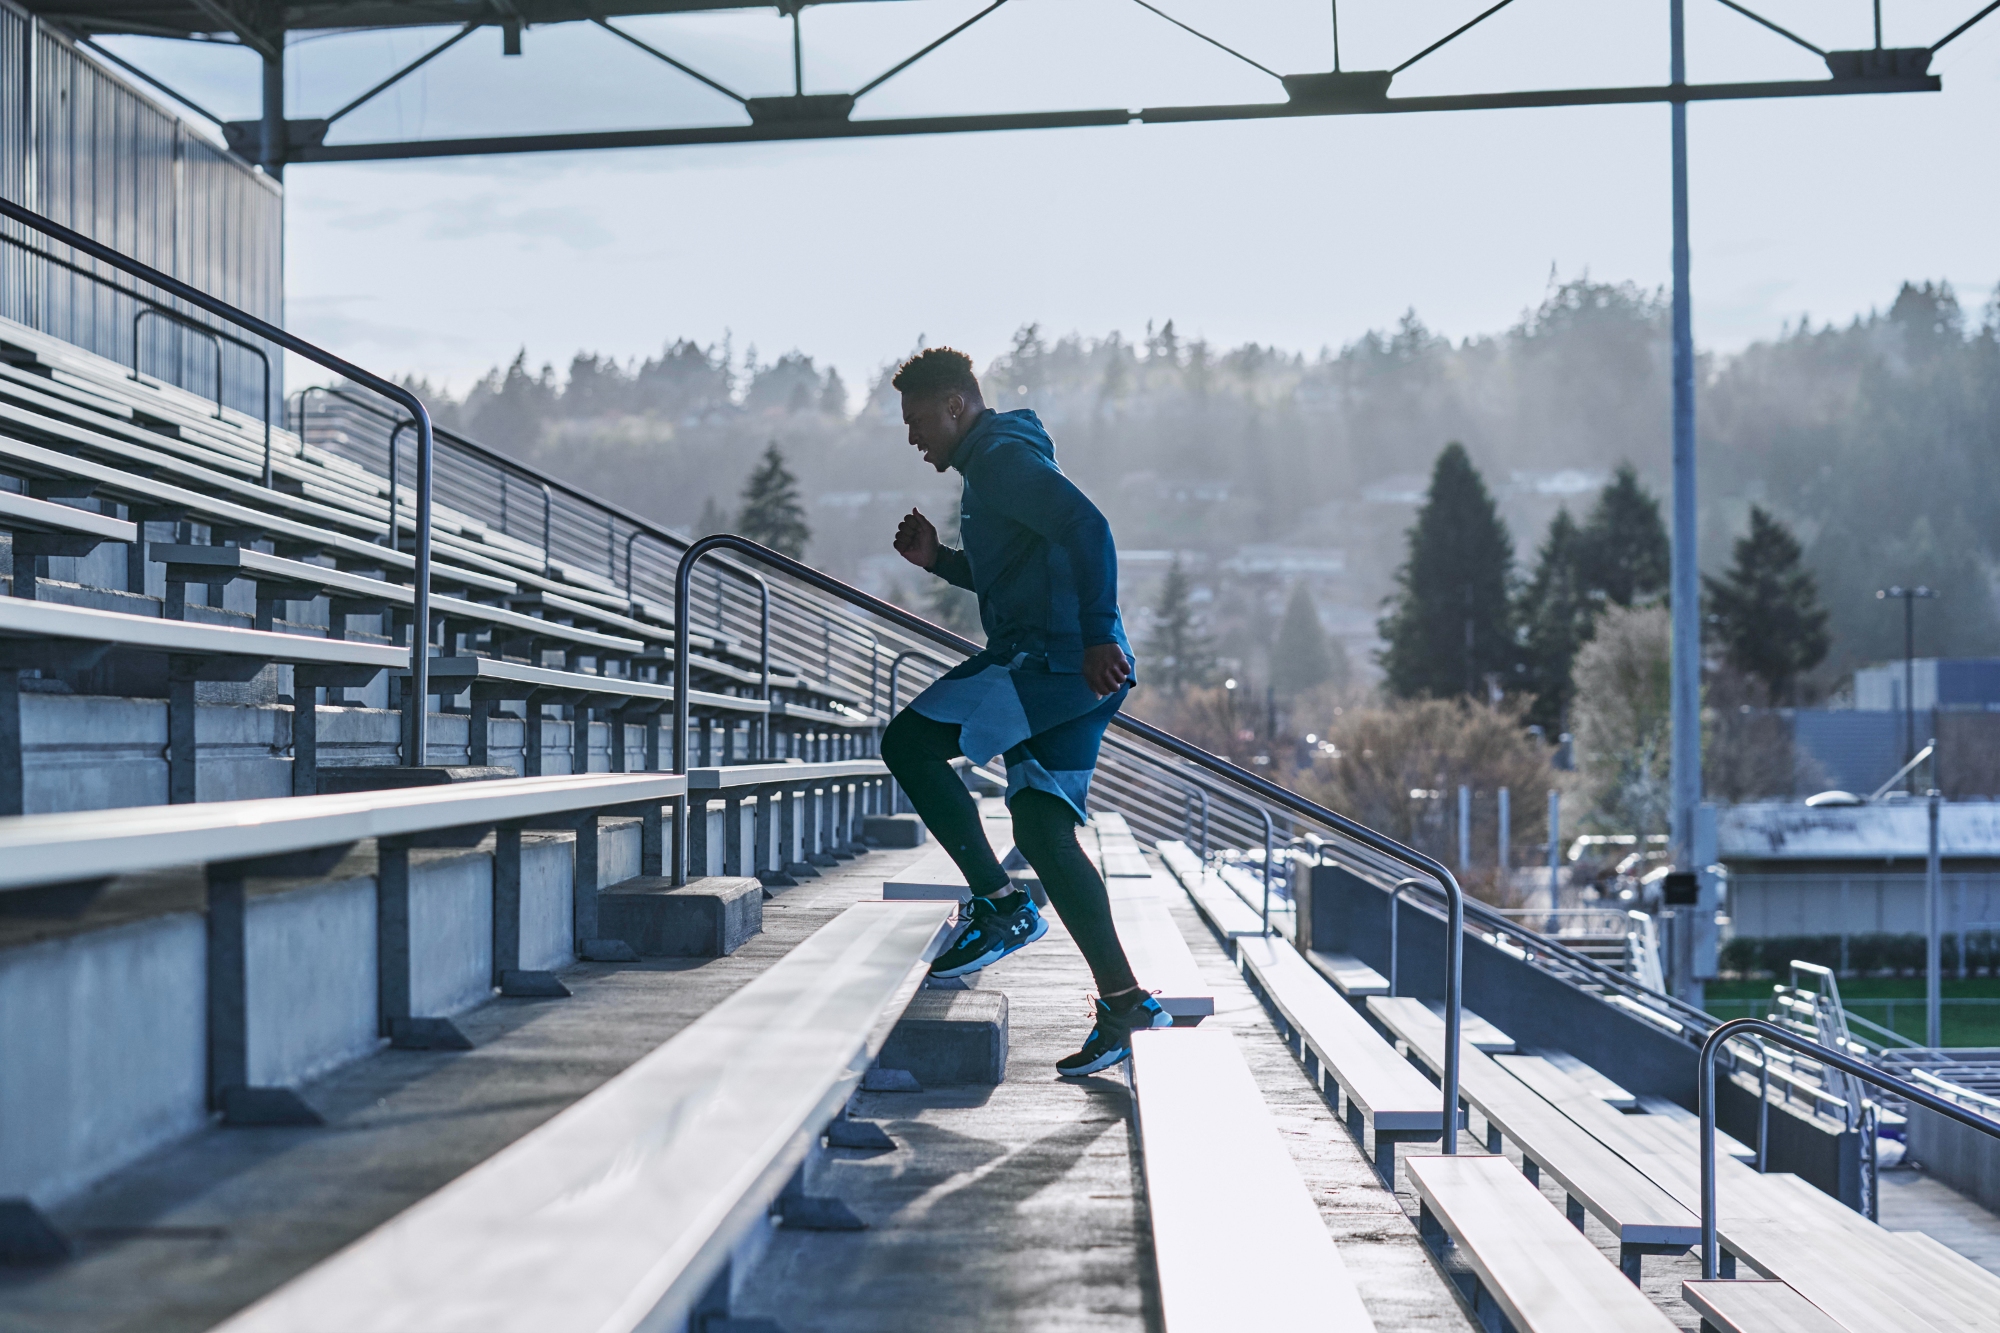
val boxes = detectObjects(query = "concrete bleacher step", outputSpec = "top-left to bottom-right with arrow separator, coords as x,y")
1679,1280 -> 1848,1333
1406,1153 -> 1680,1333
596,875 -> 763,957
1370,996 -> 1702,1282
1129,1027 -> 1377,1333
209,900 -> 958,1333
1236,934 -> 1445,1183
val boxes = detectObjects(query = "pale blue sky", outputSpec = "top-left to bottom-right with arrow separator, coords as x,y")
100,0 -> 2000,396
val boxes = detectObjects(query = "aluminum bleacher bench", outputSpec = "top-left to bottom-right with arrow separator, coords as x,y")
1129,1028 -> 1377,1333
0,399 -> 383,538
0,596 -> 406,809
1680,1280 -> 1847,1333
205,898 -> 957,1333
0,490 -> 136,599
1492,1050 -> 1996,1329
1405,1154 -> 1680,1333
1306,949 -> 1389,997
151,543 -> 516,633
1370,997 -> 1701,1282
0,771 -> 690,1134
1106,869 -> 1215,1023
0,431 -> 421,588
686,759 -> 890,886
1156,838 -> 1268,941
418,656 -> 766,776
1235,935 -> 1444,1182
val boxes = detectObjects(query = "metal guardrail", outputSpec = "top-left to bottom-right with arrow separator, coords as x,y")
1698,1017 -> 2000,1278
673,533 -> 1470,1154
0,199 -> 440,763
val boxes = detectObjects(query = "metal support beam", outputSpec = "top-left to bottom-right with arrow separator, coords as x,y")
260,47 -> 285,179
281,75 -> 1938,163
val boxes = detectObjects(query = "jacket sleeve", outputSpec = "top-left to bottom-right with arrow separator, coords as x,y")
929,546 -> 976,591
966,443 -> 1120,647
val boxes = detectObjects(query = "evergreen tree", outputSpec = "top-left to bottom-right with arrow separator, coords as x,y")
735,442 -> 810,558
1147,555 -> 1214,692
1515,508 -> 1594,732
1379,443 -> 1516,700
1575,463 -> 1669,607
1270,581 -> 1340,696
1704,505 -> 1830,703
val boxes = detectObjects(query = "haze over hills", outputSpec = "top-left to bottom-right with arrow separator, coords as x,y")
412,275 -> 2000,692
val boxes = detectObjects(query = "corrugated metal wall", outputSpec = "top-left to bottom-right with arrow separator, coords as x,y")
0,0 -> 281,419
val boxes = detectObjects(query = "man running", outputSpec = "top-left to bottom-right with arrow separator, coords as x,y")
880,346 -> 1168,1077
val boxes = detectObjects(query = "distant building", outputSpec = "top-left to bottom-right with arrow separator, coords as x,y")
1715,800 -> 2000,940
1852,658 -> 2000,713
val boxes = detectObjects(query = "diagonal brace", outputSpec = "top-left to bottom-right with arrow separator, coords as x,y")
593,18 -> 748,106
855,0 -> 1013,100
325,22 -> 480,126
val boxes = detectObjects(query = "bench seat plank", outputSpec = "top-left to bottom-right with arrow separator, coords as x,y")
0,595 -> 407,666
1237,936 -> 1442,1184
1106,870 -> 1214,1023
210,901 -> 956,1333
1679,1281 -> 1848,1333
1406,1154 -> 1678,1333
0,489 -> 136,542
420,656 -> 768,715
1369,998 -> 1701,1263
1130,1028 -> 1376,1333
1156,839 -> 1268,938
1307,950 -> 1389,997
0,771 -> 687,891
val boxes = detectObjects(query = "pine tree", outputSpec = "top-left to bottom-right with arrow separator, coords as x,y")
1147,555 -> 1214,692
1704,505 -> 1830,703
1270,581 -> 1340,696
1576,463 -> 1669,608
1516,508 -> 1594,732
735,442 -> 810,558
1379,443 -> 1515,700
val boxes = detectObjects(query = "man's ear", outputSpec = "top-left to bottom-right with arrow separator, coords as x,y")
944,390 -> 965,422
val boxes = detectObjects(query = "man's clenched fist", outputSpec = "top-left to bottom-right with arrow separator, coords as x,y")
894,507 -> 940,570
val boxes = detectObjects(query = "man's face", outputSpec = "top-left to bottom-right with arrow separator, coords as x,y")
902,390 -> 968,472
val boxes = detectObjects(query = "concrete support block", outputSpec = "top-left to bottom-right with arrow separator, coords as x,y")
596,876 -> 761,957
876,990 -> 1008,1086
863,813 -> 927,848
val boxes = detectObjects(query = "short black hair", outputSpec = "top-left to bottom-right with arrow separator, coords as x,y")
892,346 -> 981,400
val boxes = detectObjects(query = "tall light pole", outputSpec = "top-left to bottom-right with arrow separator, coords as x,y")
1877,585 -> 1938,791
1668,0 -> 1701,879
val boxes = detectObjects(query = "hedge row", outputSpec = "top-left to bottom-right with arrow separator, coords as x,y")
1719,930 -> 2000,979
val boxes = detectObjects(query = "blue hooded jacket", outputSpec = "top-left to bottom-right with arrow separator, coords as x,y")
928,409 -> 1133,675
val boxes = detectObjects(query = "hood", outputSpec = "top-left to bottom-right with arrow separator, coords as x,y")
951,408 -> 1053,469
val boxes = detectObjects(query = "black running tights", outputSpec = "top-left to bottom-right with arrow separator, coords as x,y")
879,708 -> 1139,998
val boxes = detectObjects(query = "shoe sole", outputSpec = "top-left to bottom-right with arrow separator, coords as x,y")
1055,1010 -> 1173,1079
929,915 -> 1049,979
1057,1046 -> 1132,1078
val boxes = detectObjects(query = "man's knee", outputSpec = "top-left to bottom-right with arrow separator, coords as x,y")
881,708 -> 954,779
1009,789 -> 1081,862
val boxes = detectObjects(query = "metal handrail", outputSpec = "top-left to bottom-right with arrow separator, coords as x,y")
1698,1017 -> 2000,1278
0,198 -> 439,763
132,308 -> 222,420
0,229 -> 276,485
673,532 -> 1468,1154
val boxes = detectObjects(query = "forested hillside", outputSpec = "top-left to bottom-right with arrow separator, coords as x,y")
410,276 -> 2000,691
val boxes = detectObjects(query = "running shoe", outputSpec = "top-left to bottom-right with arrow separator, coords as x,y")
1056,994 -> 1172,1077
928,892 -> 1048,978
